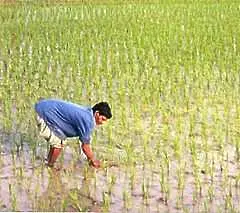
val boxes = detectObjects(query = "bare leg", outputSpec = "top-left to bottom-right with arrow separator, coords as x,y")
47,147 -> 62,167
47,145 -> 53,162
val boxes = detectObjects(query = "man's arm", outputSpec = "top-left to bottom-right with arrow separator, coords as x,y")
81,143 -> 100,168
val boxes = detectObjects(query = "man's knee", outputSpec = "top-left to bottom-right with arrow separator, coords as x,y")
49,135 -> 65,149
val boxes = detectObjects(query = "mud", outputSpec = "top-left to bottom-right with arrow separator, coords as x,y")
0,131 -> 239,212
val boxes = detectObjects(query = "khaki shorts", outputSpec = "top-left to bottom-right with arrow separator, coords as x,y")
36,115 -> 65,148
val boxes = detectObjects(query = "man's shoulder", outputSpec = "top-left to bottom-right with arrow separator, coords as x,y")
73,107 -> 95,136
74,106 -> 93,119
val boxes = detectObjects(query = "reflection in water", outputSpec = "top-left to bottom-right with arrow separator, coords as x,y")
35,169 -> 65,211
1,132 -> 239,212
35,167 -> 101,212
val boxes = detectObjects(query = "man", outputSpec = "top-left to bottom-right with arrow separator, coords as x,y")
35,98 -> 112,168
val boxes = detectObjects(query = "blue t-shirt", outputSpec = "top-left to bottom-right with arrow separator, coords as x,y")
35,99 -> 95,143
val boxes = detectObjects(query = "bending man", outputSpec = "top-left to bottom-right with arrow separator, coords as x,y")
35,98 -> 112,168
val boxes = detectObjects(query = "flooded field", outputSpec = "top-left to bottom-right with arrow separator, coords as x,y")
0,116 -> 239,212
1,1 -> 240,212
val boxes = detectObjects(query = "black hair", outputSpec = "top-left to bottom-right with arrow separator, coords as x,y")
92,102 -> 112,119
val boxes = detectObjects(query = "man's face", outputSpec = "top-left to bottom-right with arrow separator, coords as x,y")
95,112 -> 108,125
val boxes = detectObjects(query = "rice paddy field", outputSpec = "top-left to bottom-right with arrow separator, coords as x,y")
0,0 -> 240,212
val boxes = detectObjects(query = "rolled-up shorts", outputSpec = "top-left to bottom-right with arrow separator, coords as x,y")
36,115 -> 65,148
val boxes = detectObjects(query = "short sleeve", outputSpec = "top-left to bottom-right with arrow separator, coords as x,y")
79,136 -> 91,144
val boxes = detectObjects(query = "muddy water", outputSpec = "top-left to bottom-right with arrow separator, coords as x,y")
0,132 -> 239,212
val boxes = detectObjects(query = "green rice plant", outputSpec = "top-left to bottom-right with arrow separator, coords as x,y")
221,154 -> 230,191
106,172 -> 116,195
162,150 -> 170,177
235,137 -> 240,162
203,199 -> 211,213
224,190 -> 234,213
142,178 -> 150,204
8,183 -> 17,211
235,172 -> 240,188
68,190 -> 82,212
207,157 -> 215,202
123,189 -> 132,210
190,149 -> 203,201
183,206 -> 190,213
159,164 -> 169,205
207,184 -> 214,203
173,136 -> 181,162
176,161 -> 186,198
61,199 -> 68,212
102,191 -> 110,212
129,166 -> 136,191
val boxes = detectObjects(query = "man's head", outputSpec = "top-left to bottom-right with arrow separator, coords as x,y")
92,102 -> 112,125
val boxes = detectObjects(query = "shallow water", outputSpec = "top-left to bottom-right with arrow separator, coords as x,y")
0,131 -> 239,212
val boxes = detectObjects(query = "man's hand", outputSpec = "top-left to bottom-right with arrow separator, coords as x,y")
81,143 -> 101,168
90,159 -> 101,168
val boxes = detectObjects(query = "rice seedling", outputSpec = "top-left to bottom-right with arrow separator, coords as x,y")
102,191 -> 110,212
123,188 -> 132,210
129,166 -> 136,191
142,177 -> 150,203
8,183 -> 17,211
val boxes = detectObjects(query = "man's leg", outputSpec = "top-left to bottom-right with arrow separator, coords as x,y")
36,115 -> 64,167
46,133 -> 64,167
47,145 -> 54,162
47,146 -> 63,167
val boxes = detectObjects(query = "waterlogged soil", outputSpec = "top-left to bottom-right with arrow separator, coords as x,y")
0,132 -> 240,212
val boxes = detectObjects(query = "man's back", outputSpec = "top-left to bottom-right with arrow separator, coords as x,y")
35,99 -> 95,142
